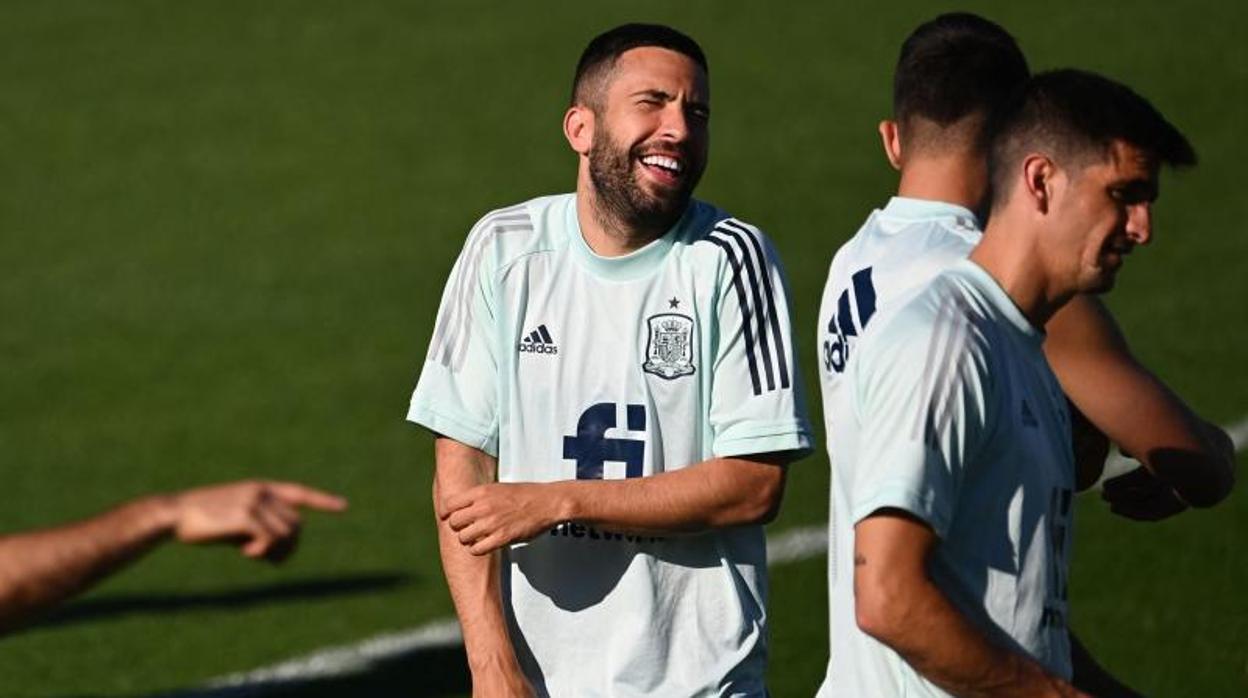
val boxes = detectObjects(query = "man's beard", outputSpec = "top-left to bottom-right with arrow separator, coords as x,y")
587,130 -> 700,238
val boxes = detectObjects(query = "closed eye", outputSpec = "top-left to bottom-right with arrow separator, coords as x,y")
1110,181 -> 1157,204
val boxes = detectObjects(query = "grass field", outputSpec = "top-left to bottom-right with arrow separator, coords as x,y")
1,1 -> 1245,696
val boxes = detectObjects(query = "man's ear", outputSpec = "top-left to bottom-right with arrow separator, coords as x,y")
878,120 -> 903,171
564,105 -> 594,156
1021,153 -> 1057,214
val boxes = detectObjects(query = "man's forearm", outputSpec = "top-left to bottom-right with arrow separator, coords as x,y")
863,572 -> 1081,697
0,496 -> 176,628
436,499 -> 518,672
855,514 -> 1086,698
442,454 -> 790,555
1045,295 -> 1235,507
432,438 -> 526,681
555,456 -> 786,535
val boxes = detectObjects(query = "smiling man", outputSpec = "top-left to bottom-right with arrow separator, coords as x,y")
407,24 -> 810,697
828,70 -> 1198,697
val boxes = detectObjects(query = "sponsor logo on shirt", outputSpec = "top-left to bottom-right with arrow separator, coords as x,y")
549,521 -> 664,544
518,324 -> 558,355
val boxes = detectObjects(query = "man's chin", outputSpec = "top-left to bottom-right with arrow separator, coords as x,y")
1082,273 -> 1117,295
632,187 -> 692,223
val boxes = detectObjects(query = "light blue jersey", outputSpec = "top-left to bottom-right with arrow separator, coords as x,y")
409,193 -> 812,697
820,259 -> 1075,697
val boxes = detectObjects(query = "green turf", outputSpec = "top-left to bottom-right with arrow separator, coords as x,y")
0,1 -> 1244,696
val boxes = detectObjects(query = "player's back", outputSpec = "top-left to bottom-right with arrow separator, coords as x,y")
819,259 -> 1075,697
816,196 -> 981,396
815,196 -> 980,696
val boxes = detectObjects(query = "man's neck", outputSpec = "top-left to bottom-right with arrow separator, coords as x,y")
969,217 -> 1073,329
575,179 -> 667,258
895,151 -> 987,217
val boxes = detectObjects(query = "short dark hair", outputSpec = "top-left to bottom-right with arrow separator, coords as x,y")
988,69 -> 1197,205
894,13 -> 1029,150
571,23 -> 708,109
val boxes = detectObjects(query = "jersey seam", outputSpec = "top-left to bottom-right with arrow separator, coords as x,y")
849,483 -> 950,538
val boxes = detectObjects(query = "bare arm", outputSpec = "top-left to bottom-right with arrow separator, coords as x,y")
442,452 -> 790,556
0,480 -> 346,631
433,437 -> 533,697
1045,295 -> 1235,507
854,511 -> 1088,698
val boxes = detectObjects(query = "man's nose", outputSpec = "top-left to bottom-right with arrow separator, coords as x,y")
1126,203 -> 1152,246
657,102 -> 689,142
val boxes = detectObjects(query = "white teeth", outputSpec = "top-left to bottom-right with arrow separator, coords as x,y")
641,155 -> 681,173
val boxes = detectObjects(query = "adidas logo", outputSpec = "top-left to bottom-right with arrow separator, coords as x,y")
1021,400 -> 1038,428
518,324 -> 558,355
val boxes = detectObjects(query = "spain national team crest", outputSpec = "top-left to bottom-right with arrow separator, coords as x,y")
643,313 -> 696,379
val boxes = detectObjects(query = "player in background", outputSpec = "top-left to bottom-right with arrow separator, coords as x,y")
0,479 -> 347,632
827,68 -> 1199,697
819,12 -> 1233,515
408,24 -> 810,697
818,13 -> 1235,696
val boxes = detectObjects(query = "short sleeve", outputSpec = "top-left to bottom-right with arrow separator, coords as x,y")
849,292 -> 992,538
704,219 -> 813,459
407,211 -> 518,456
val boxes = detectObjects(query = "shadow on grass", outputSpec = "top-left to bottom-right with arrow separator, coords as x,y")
26,572 -> 412,633
222,645 -> 470,698
142,643 -> 471,698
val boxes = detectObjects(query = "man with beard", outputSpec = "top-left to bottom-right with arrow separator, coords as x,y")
407,24 -> 811,697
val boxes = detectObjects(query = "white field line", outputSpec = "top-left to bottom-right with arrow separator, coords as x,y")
171,619 -> 464,697
166,415 -> 1248,697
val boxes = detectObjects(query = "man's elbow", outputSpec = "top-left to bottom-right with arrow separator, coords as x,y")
735,467 -> 786,525
854,577 -> 910,646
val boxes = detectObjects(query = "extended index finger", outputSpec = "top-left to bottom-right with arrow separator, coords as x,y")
265,481 -> 349,512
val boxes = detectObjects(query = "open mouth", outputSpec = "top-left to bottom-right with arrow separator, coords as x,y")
1101,242 -> 1133,271
638,153 -> 684,186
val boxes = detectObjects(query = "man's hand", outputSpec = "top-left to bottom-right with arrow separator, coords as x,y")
442,483 -> 566,556
0,478 -> 347,631
1100,467 -> 1188,522
169,480 -> 348,562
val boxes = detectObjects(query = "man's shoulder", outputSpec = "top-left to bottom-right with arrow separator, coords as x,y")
460,194 -> 569,273
830,204 -> 979,285
681,200 -> 784,267
857,267 -> 990,370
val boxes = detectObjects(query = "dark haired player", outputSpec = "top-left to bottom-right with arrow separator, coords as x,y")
408,24 -> 810,696
818,13 -> 1234,696
826,67 -> 1210,696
